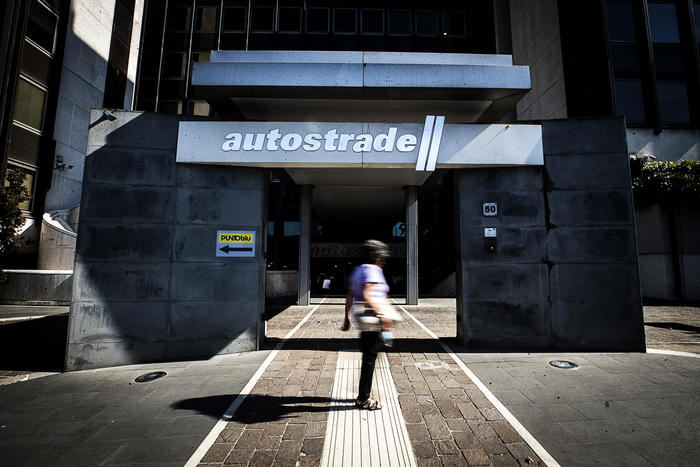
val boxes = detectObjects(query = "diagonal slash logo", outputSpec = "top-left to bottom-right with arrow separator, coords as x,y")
415,115 -> 445,172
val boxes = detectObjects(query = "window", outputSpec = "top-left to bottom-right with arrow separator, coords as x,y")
13,77 -> 46,131
614,79 -> 647,123
223,6 -> 246,32
307,8 -> 329,33
388,10 -> 411,35
334,8 -> 356,34
361,9 -> 384,35
252,7 -> 275,32
416,10 -> 439,36
25,0 -> 57,53
279,7 -> 302,33
195,6 -> 217,32
5,164 -> 36,211
443,11 -> 466,37
657,81 -> 691,123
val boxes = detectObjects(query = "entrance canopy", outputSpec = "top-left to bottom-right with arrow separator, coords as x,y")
191,51 -> 531,123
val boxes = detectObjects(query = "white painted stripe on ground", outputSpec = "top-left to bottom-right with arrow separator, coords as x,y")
321,351 -> 417,467
394,302 -> 561,467
184,298 -> 326,467
647,348 -> 700,358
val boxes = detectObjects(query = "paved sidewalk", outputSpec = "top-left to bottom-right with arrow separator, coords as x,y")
195,299 -> 544,466
0,351 -> 270,466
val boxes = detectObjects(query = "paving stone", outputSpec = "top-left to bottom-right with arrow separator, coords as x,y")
406,422 -> 431,440
490,420 -> 521,444
262,423 -> 287,437
283,423 -> 306,440
304,421 -> 326,438
223,448 -> 254,465
453,430 -> 481,450
417,457 -> 443,467
412,439 -> 438,458
457,401 -> 482,420
234,429 -> 263,449
217,426 -> 244,443
435,439 -> 461,455
424,413 -> 453,440
257,435 -> 282,451
276,439 -> 303,460
468,419 -> 498,440
446,418 -> 470,432
491,452 -> 520,466
441,454 -> 469,466
461,447 -> 491,466
249,450 -> 276,466
480,406 -> 505,421
505,442 -> 537,461
200,442 -> 232,463
301,437 -> 324,457
481,438 -> 510,455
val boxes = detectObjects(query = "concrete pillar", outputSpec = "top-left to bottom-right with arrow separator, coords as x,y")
406,186 -> 419,305
298,185 -> 312,305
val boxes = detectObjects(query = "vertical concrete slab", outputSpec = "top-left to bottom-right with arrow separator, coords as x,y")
298,186 -> 312,305
406,186 -> 419,305
67,110 -> 267,370
454,117 -> 645,351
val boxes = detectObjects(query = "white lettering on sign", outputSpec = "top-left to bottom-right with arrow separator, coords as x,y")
222,127 -> 422,154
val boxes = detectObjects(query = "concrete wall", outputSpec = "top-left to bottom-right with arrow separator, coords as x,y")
456,117 -> 645,351
0,271 -> 73,305
67,110 -> 267,370
636,205 -> 700,300
509,0 -> 567,120
626,128 -> 700,161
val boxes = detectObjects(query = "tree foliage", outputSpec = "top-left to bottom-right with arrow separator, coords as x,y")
0,169 -> 30,258
633,160 -> 700,208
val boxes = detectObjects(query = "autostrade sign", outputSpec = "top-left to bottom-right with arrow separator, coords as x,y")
176,116 -> 543,171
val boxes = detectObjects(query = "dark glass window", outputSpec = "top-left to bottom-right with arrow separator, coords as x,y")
252,7 -> 274,32
14,77 -> 46,131
443,11 -> 466,37
614,79 -> 646,123
334,8 -> 356,34
657,81 -> 691,123
26,0 -> 57,53
223,6 -> 246,31
611,44 -> 640,73
361,9 -> 384,35
648,2 -> 681,43
388,10 -> 411,35
195,6 -> 218,32
279,7 -> 302,32
167,6 -> 192,32
416,10 -> 439,36
307,8 -> 329,33
606,1 -> 637,42
162,52 -> 188,79
5,164 -> 36,211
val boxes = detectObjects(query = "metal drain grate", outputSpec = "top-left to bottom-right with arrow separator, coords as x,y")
135,371 -> 167,382
549,360 -> 579,370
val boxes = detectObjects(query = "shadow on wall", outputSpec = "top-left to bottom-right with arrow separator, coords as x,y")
66,110 -> 267,371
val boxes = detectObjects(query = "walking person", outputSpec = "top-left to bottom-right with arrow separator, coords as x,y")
342,240 -> 394,410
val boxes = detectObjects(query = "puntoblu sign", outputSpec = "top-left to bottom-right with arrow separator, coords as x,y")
176,116 -> 543,171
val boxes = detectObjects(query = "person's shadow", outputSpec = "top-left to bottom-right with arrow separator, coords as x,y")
172,394 -> 356,423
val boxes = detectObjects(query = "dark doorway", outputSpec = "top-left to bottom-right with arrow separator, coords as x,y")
310,186 -> 406,297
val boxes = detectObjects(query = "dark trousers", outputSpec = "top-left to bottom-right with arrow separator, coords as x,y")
358,331 -> 382,401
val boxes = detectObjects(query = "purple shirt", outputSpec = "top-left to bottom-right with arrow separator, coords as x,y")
349,264 -> 389,303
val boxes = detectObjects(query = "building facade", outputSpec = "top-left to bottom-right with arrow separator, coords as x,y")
1,0 -> 698,369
